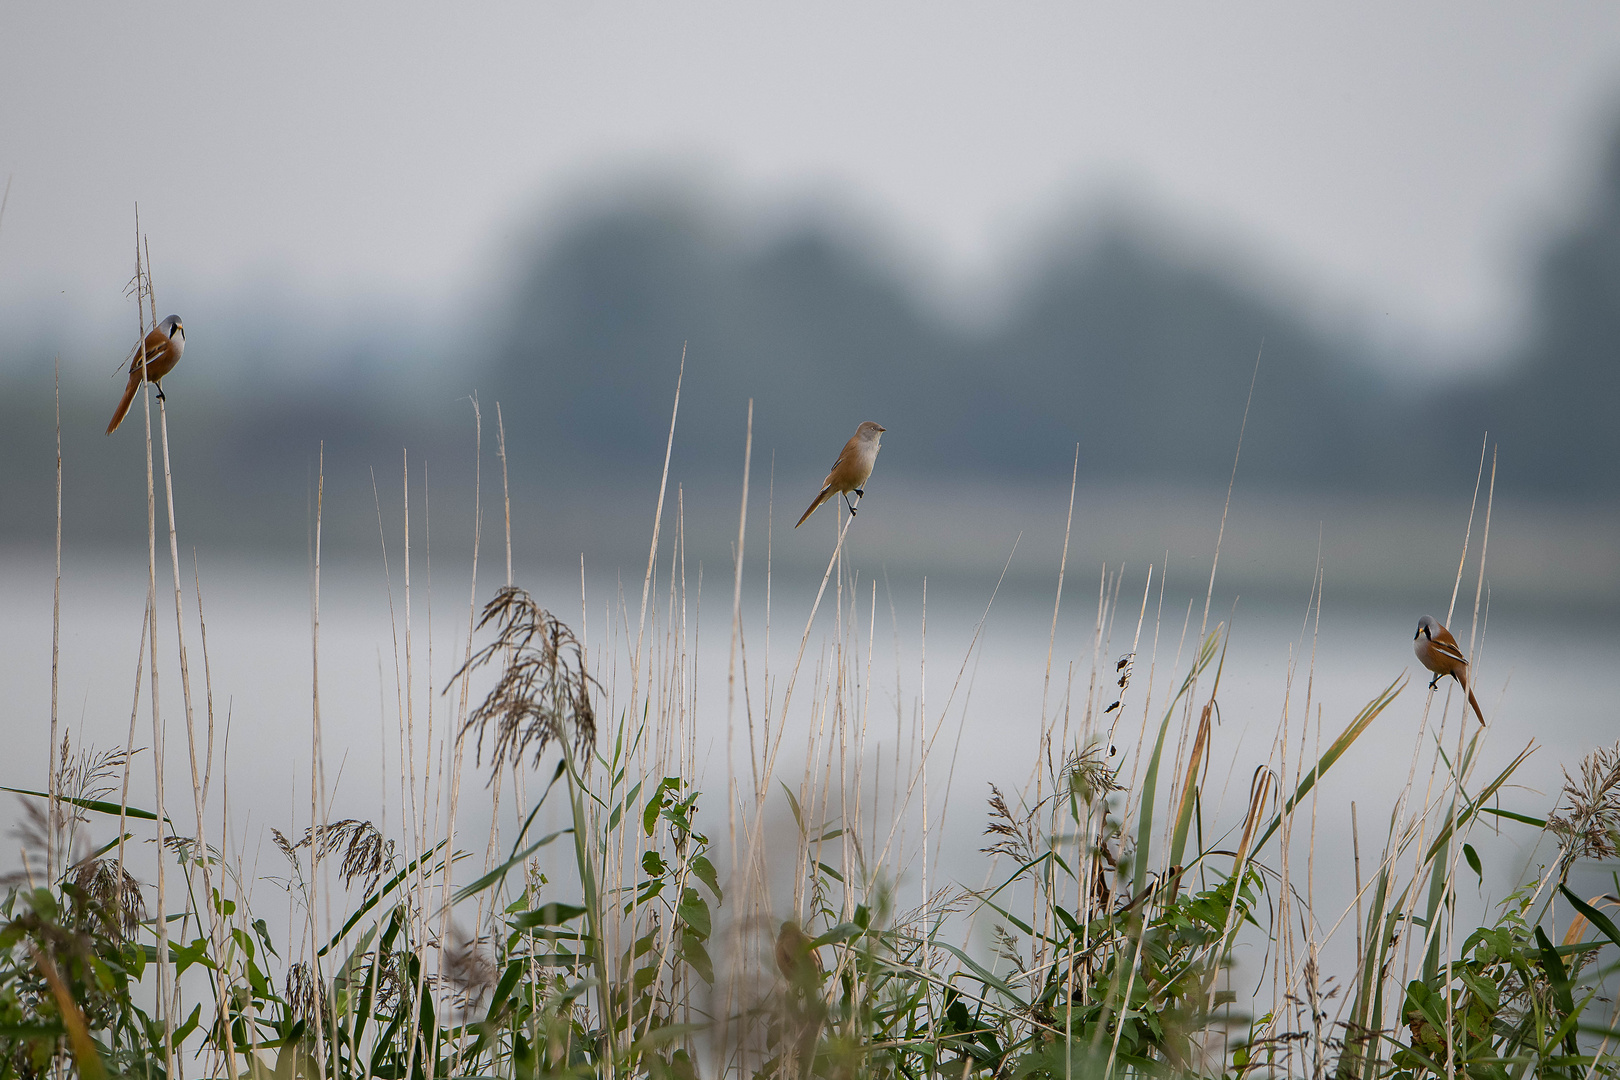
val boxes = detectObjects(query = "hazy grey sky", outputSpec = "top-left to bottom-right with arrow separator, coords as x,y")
6,2 -> 1620,357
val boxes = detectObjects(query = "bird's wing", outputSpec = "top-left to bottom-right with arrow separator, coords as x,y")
824,433 -> 861,479
123,330 -> 165,375
1428,630 -> 1470,667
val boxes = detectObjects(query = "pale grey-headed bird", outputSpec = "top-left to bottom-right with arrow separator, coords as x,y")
795,421 -> 885,528
106,315 -> 185,435
1414,615 -> 1486,725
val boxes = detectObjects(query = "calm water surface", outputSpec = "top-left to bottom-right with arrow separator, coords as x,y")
2,544 -> 1616,1009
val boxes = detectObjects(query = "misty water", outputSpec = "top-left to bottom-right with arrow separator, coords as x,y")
4,530 -> 1618,1019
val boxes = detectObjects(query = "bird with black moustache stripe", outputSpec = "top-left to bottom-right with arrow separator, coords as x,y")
106,315 -> 185,435
1414,615 -> 1486,725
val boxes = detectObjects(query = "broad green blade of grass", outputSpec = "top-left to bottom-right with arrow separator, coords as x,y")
1252,673 -> 1405,855
453,828 -> 572,903
1134,627 -> 1222,899
2,785 -> 160,822
1168,632 -> 1228,873
317,839 -> 449,958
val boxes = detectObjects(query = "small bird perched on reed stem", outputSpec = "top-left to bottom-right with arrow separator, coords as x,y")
774,919 -> 824,992
106,315 -> 185,435
1413,615 -> 1486,725
774,919 -> 825,1078
796,421 -> 885,528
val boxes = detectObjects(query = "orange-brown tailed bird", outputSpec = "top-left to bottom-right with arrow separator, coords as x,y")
1414,615 -> 1486,725
774,920 -> 824,992
106,315 -> 185,435
795,421 -> 885,528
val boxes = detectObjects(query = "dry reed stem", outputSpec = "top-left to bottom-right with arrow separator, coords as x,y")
306,443 -> 332,1075
1262,555 -> 1315,1067
586,350 -> 687,1071
193,557 -> 218,809
399,452 -> 437,1080
156,385 -> 236,1075
1446,435 -> 1489,627
930,542 -> 1023,882
1202,348 -> 1260,637
439,395 -> 484,1075
32,943 -> 105,1080
728,400 -> 754,801
1138,348 -> 1261,955
767,500 -> 859,784
366,463 -> 412,1080
1387,448 -> 1493,1013
116,594 -> 150,923
1038,446 -> 1081,780
49,358 -> 60,887
630,345 -> 684,736
132,224 -> 177,1078
1302,553 -> 1326,1049
480,404 -> 514,899
1058,563 -> 1153,1037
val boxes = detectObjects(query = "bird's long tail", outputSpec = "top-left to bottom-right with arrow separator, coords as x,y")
795,487 -> 832,528
105,374 -> 141,435
1466,686 -> 1485,726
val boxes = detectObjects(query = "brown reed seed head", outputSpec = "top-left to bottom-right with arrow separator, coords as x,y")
1549,742 -> 1620,872
451,585 -> 599,774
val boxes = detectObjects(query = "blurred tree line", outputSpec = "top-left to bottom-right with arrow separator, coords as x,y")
5,121 -> 1620,552
493,129 -> 1620,499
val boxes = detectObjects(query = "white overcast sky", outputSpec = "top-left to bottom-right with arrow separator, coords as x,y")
5,2 -> 1620,361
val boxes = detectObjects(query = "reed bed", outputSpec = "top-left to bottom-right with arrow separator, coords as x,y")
4,259 -> 1620,1079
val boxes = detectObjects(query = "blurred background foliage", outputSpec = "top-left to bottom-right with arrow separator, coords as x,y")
4,119 -> 1620,561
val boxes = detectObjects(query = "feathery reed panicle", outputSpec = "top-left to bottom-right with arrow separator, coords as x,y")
454,585 -> 599,772
1548,741 -> 1620,879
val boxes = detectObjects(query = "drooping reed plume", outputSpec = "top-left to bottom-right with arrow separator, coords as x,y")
451,585 -> 599,773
